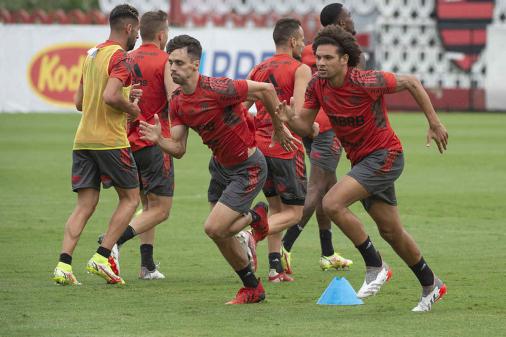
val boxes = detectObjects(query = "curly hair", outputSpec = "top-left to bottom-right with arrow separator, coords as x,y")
166,35 -> 202,60
312,25 -> 361,67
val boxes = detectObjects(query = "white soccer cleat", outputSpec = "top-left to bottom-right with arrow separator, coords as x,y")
139,266 -> 166,280
412,277 -> 447,312
357,263 -> 392,299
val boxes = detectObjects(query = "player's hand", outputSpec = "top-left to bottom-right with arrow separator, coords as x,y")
140,113 -> 162,144
426,123 -> 448,154
275,97 -> 295,122
270,124 -> 301,152
129,83 -> 142,103
311,122 -> 320,139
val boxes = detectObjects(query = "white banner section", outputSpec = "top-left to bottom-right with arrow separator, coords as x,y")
0,24 -> 274,112
485,25 -> 506,111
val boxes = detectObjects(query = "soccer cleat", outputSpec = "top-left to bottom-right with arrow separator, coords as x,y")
250,202 -> 269,243
139,265 -> 166,280
235,230 -> 257,272
356,263 -> 392,299
280,246 -> 293,274
226,279 -> 265,304
320,252 -> 353,271
412,277 -> 447,312
268,269 -> 294,283
53,262 -> 81,286
86,253 -> 125,285
97,234 -> 121,275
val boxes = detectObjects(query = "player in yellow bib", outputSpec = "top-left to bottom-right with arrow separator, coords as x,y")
52,4 -> 142,285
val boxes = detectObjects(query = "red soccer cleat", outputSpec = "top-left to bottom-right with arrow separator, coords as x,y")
250,202 -> 269,243
226,279 -> 265,304
268,270 -> 294,283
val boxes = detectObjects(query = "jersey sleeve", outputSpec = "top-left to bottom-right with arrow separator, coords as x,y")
303,76 -> 321,110
216,79 -> 249,107
108,49 -> 132,86
168,98 -> 184,127
359,70 -> 397,100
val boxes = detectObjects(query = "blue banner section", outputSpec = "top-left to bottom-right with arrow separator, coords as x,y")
201,50 -> 274,79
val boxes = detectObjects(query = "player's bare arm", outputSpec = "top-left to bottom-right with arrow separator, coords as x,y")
246,80 -> 300,151
74,81 -> 83,112
276,97 -> 318,138
394,74 -> 449,153
139,114 -> 188,159
292,64 -> 319,137
103,77 -> 141,120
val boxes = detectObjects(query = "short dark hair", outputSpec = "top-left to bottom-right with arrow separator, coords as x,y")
166,35 -> 202,60
320,3 -> 343,27
313,25 -> 361,67
273,18 -> 302,46
109,4 -> 139,29
140,10 -> 168,41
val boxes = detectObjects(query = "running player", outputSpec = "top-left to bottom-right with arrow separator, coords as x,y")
139,35 -> 298,303
108,10 -> 176,280
276,25 -> 448,312
246,18 -> 313,282
282,3 -> 359,274
52,4 -> 141,285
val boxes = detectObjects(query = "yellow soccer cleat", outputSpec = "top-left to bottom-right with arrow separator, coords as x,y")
86,253 -> 125,285
281,246 -> 293,274
320,252 -> 353,271
53,262 -> 81,286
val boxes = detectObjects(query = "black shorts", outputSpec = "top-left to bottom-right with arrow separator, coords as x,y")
303,129 -> 342,173
133,145 -> 174,197
347,149 -> 404,211
71,148 -> 139,192
262,150 -> 307,206
207,149 -> 267,214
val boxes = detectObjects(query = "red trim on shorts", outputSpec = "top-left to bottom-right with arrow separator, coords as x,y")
245,165 -> 260,194
378,150 -> 400,174
295,151 -> 305,178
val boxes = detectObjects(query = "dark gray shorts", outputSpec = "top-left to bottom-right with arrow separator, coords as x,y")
207,149 -> 267,214
262,151 -> 307,205
71,149 -> 139,192
303,130 -> 342,173
347,149 -> 404,211
133,145 -> 174,197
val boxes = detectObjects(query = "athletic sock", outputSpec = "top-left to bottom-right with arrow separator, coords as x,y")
116,225 -> 137,246
236,264 -> 258,288
355,236 -> 382,267
409,257 -> 435,287
268,252 -> 283,273
249,209 -> 260,223
282,224 -> 303,252
319,229 -> 334,257
96,246 -> 111,259
59,253 -> 72,265
140,244 -> 156,271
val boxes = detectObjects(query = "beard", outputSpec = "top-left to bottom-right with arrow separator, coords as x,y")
126,37 -> 136,51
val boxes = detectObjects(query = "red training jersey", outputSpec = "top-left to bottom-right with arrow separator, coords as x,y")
249,54 -> 304,159
303,68 -> 403,165
170,75 -> 255,167
127,44 -> 170,152
301,44 -> 332,133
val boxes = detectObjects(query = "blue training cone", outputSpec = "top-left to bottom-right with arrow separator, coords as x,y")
317,277 -> 364,305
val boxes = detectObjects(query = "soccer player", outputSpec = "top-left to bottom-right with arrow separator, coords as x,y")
108,10 -> 176,280
246,18 -> 313,282
52,4 -> 141,285
276,25 -> 448,312
139,35 -> 297,304
282,3 -> 359,274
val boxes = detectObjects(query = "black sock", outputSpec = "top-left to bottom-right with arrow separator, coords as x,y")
282,224 -> 303,252
319,229 -> 334,257
268,252 -> 283,273
249,209 -> 260,223
117,225 -> 137,246
140,244 -> 156,271
96,246 -> 111,258
236,264 -> 258,288
355,237 -> 382,267
410,257 -> 435,287
59,253 -> 72,265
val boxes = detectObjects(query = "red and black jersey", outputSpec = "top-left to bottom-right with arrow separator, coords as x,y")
249,54 -> 303,159
170,75 -> 255,167
127,44 -> 170,152
304,67 -> 402,164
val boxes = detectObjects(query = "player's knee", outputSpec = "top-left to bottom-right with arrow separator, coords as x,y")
378,226 -> 402,243
322,194 -> 341,216
204,224 -> 226,240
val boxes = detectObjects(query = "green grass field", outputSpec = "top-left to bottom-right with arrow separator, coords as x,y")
0,112 -> 505,337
